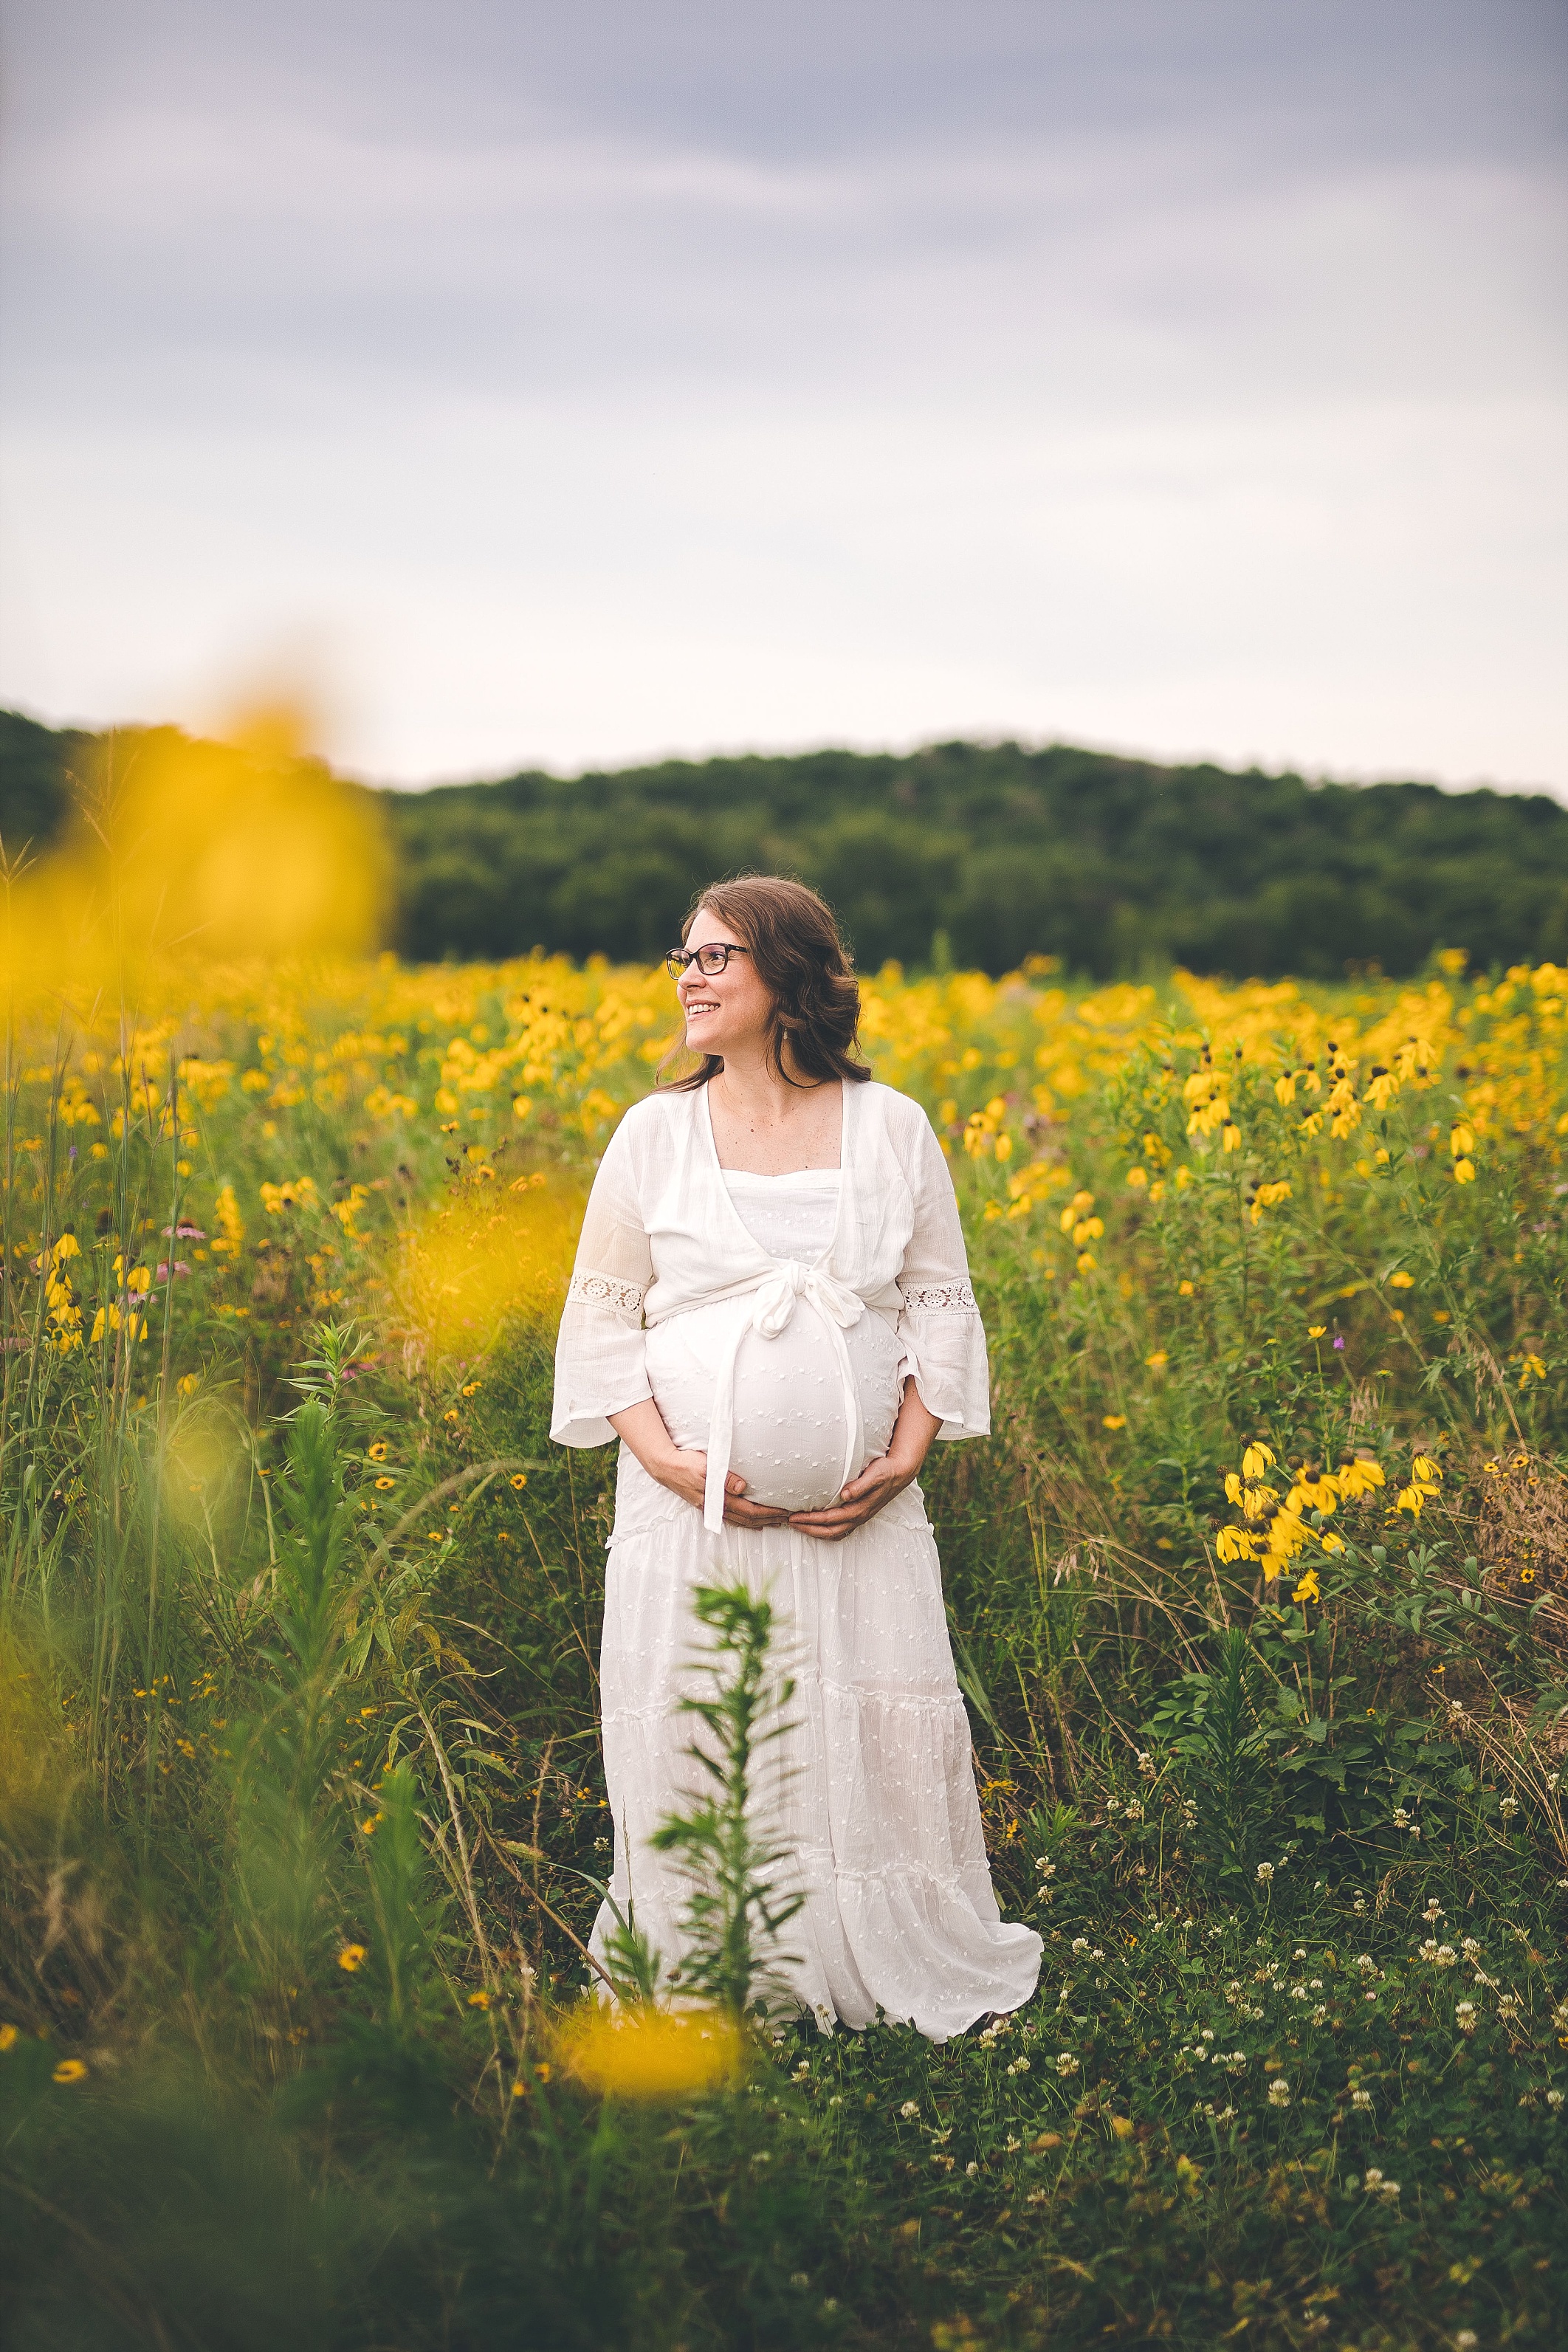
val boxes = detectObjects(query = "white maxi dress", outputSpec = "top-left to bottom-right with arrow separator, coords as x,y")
550,1077 -> 1042,2040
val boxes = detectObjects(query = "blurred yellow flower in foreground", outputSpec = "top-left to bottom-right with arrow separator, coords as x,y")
0,709 -> 391,1005
397,1178 -> 585,1362
337,1943 -> 368,1973
555,2004 -> 744,2101
52,2058 -> 89,2083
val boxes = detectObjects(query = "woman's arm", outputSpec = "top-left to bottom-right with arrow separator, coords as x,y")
551,1122 -> 656,1446
785,1380 -> 942,1544
608,1398 -> 791,1530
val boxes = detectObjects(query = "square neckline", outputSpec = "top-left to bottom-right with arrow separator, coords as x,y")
697,1079 -> 850,1269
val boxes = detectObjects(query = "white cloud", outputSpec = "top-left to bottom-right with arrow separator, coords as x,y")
1,1 -> 1564,785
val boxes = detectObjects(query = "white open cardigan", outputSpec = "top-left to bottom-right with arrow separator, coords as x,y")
551,1078 -> 991,1521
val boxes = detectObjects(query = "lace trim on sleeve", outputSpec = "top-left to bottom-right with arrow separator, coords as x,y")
901,1280 -> 977,1313
568,1270 -> 646,1316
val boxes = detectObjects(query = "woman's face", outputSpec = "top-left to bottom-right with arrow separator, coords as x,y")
676,910 -> 776,1061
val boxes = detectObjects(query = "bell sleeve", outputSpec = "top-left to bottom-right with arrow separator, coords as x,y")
551,1121 -> 654,1447
895,1111 -> 991,1441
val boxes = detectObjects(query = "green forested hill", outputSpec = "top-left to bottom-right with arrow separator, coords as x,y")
4,706 -> 1565,978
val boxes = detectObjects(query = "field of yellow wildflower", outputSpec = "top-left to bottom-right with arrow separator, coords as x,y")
2,754 -> 1567,2351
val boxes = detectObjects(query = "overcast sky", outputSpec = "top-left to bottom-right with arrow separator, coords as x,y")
1,0 -> 1565,787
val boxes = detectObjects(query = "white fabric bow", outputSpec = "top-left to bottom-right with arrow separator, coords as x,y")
703,1261 -> 866,1532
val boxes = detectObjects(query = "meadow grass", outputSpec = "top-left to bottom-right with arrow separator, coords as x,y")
1,918 -> 1567,2350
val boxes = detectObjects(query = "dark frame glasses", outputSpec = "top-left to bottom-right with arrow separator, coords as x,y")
664,943 -> 752,977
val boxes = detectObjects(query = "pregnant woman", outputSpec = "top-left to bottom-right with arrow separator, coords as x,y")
551,877 -> 1041,2039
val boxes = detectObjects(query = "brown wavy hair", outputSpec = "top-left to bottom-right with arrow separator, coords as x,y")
664,875 -> 872,1092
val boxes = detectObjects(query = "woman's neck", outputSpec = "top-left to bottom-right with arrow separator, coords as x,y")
707,1049 -> 842,1173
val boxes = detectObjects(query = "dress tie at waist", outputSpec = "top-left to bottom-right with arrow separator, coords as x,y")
704,1262 -> 866,1533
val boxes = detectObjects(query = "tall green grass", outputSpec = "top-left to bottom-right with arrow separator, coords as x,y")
2,972 -> 1566,2351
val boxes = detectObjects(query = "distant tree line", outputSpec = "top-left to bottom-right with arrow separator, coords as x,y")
4,706 -> 1565,980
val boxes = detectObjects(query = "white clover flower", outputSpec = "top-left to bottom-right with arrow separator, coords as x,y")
1547,2089 -> 1564,2111
1423,1899 -> 1444,1923
1071,1937 -> 1091,1954
1293,1948 -> 1307,1961
1005,2057 -> 1031,2076
1435,1945 -> 1458,1968
1352,2088 -> 1373,2109
1255,1861 -> 1276,1884
1268,2078 -> 1291,2107
1462,1936 -> 1482,1957
1454,2333 -> 1479,2350
1056,2052 -> 1079,2077
1311,2006 -> 1329,2025
1035,1857 -> 1057,1877
1456,2002 -> 1478,2035
1420,1939 -> 1440,1961
1352,1895 -> 1368,1915
965,2161 -> 979,2177
1356,1953 -> 1377,1973
1290,1984 -> 1308,2001
1499,1795 -> 1520,1818
1200,2027 -> 1215,2042
1309,1978 -> 1324,1990
1122,1800 -> 1144,1821
899,2100 -> 921,2119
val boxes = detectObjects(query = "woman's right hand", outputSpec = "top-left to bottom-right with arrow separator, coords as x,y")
657,1448 -> 791,1528
607,1400 -> 789,1528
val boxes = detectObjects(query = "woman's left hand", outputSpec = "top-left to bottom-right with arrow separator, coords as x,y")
787,1385 -> 943,1544
787,1453 -> 915,1542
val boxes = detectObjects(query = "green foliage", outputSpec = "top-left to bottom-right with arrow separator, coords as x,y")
648,1582 -> 805,2017
2,943 -> 1568,2344
381,744 -> 1568,978
12,708 -> 1568,977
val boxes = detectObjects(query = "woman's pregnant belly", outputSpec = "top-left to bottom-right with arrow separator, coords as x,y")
644,1292 -> 905,1513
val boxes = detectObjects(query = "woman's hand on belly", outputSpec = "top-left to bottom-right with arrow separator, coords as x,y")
786,1383 -> 944,1544
607,1399 -> 791,1529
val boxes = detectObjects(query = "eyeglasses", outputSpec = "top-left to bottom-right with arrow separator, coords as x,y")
664,943 -> 752,977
